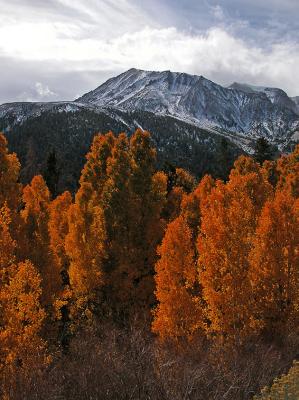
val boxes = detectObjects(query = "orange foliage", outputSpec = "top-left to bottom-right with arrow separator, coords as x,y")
80,131 -> 115,195
249,190 -> 299,338
0,128 -> 298,366
153,216 -> 203,341
0,205 -> 16,284
0,260 -> 48,385
276,145 -> 299,196
66,183 -> 106,319
20,175 -> 59,305
48,191 -> 72,284
0,133 -> 21,212
181,174 -> 215,236
0,206 -> 48,374
101,130 -> 167,314
198,161 -> 273,341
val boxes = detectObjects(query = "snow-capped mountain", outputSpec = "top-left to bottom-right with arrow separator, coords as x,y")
228,82 -> 298,115
0,101 -> 97,126
1,68 -> 298,159
1,68 -> 298,193
76,68 -> 299,145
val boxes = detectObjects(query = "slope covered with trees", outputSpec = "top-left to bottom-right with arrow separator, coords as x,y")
1,108 -> 242,193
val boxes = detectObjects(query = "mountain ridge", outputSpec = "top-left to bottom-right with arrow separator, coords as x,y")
75,68 -> 299,148
1,68 -> 298,152
0,68 -> 298,164
1,67 -> 298,193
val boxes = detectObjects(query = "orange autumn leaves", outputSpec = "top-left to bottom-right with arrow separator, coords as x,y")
0,129 -> 167,376
249,191 -> 299,336
154,152 -> 299,343
0,127 -> 298,379
0,129 -> 168,365
66,130 -> 167,319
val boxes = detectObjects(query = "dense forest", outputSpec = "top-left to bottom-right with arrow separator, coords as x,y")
1,108 -> 242,193
0,129 -> 298,399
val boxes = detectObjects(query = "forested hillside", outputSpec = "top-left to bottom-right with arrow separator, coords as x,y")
1,108 -> 241,193
0,130 -> 298,400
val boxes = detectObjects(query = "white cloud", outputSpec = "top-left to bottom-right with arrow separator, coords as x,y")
16,25 -> 297,94
14,82 -> 57,102
0,0 -> 298,101
35,82 -> 56,97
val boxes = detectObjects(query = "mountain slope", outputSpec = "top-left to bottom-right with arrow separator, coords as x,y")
292,96 -> 299,114
228,82 -> 298,114
0,68 -> 298,193
77,68 -> 299,145
1,107 -> 241,193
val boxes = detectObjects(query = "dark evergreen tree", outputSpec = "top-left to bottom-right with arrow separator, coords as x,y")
44,150 -> 60,198
254,138 -> 276,164
216,137 -> 234,181
162,161 -> 177,193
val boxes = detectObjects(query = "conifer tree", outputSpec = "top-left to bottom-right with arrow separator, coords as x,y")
65,133 -> 117,322
44,150 -> 60,198
97,131 -> 166,314
67,130 -> 167,320
254,137 -> 276,164
96,133 -> 134,313
127,130 -> 167,311
181,174 -> 215,237
163,167 -> 196,222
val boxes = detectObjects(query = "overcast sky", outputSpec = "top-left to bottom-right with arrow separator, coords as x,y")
1,0 -> 299,104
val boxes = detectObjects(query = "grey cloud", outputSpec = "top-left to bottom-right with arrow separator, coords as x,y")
0,56 -> 116,104
0,1 -> 298,103
138,0 -> 299,42
0,0 -> 94,24
0,0 -> 160,40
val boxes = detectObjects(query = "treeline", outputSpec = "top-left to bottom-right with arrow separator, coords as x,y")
0,130 -> 298,399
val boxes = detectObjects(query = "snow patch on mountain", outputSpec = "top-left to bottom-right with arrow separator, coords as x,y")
76,69 -> 299,146
1,68 -> 298,153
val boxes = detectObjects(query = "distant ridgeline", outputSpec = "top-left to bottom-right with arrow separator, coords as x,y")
0,68 -> 298,193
